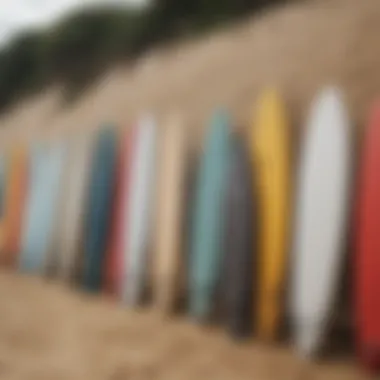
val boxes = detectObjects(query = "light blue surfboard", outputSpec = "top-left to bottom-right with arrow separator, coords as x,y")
19,141 -> 66,273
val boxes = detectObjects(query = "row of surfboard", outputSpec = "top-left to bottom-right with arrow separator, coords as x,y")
0,86 -> 378,370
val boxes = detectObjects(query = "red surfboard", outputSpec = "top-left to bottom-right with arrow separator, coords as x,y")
104,128 -> 134,297
356,103 -> 380,371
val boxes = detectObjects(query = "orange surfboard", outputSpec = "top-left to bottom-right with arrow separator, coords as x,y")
2,145 -> 28,267
0,152 -> 7,264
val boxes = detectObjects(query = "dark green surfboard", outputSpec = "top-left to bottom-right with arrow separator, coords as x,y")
83,126 -> 118,292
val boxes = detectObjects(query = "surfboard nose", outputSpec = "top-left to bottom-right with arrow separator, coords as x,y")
315,86 -> 346,119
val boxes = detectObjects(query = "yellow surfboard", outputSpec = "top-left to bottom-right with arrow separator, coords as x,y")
251,89 -> 290,340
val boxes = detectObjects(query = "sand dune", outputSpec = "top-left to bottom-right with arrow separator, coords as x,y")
1,0 -> 380,139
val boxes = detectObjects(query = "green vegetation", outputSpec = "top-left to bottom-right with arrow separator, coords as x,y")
0,0 -> 289,111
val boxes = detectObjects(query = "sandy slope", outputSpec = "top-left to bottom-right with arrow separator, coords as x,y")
1,0 -> 380,140
0,0 -> 379,377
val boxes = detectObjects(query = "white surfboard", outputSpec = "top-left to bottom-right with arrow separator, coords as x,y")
122,115 -> 157,306
55,132 -> 94,282
45,138 -> 69,275
290,87 -> 351,356
153,114 -> 187,312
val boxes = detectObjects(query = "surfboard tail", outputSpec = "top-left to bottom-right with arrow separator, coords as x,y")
257,297 -> 279,340
189,287 -> 212,321
294,320 -> 323,358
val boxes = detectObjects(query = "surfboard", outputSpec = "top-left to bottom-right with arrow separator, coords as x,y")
153,114 -> 187,313
223,135 -> 256,339
44,139 -> 70,276
122,116 -> 157,306
0,153 -> 7,264
176,147 -> 198,310
2,144 -> 28,267
103,127 -> 134,297
189,110 -> 231,320
356,101 -> 380,370
83,126 -> 117,292
55,133 -> 94,282
290,87 -> 351,356
19,143 -> 42,271
19,141 -> 66,274
251,88 -> 290,340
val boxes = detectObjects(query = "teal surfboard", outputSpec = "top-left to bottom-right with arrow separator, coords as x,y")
19,141 -> 66,273
189,110 -> 231,320
83,126 -> 117,292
